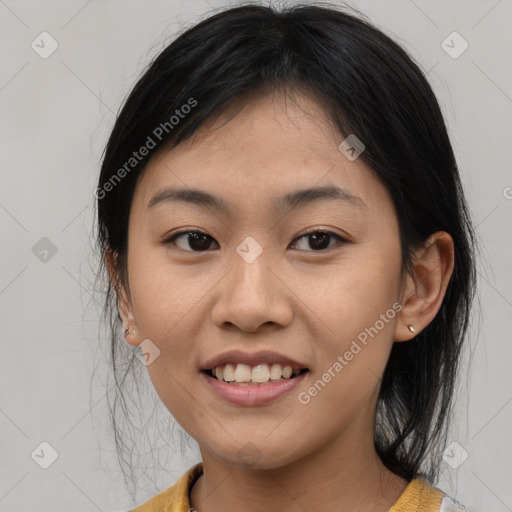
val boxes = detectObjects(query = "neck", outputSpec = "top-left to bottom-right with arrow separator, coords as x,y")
189,422 -> 408,512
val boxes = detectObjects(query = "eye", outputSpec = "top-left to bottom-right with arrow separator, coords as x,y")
164,230 -> 219,252
290,229 -> 348,252
163,228 -> 348,253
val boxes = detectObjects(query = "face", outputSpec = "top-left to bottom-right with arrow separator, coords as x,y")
117,89 -> 407,469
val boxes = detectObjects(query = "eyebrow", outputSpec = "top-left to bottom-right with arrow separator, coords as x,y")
146,184 -> 367,215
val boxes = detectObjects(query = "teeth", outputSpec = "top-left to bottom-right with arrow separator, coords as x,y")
269,363 -> 282,380
251,364 -> 270,383
234,363 -> 252,382
209,363 -> 305,384
223,363 -> 235,382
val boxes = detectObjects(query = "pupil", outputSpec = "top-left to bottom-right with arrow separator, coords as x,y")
310,232 -> 330,250
189,232 -> 211,251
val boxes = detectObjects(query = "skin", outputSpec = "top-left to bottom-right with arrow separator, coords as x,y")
107,87 -> 455,512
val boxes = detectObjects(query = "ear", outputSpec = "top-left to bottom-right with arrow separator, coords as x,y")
104,248 -> 139,347
394,231 -> 455,342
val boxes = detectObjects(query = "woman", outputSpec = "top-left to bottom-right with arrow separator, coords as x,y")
95,3 -> 476,511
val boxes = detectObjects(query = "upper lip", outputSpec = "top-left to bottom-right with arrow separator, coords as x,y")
201,350 -> 309,371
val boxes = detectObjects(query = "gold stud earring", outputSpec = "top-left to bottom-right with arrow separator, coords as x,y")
408,324 -> 415,333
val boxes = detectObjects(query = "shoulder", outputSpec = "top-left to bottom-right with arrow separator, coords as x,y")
130,462 -> 204,512
389,477 -> 465,512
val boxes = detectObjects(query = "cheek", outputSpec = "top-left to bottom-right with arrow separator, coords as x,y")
321,247 -> 401,321
297,262 -> 401,433
129,265 -> 205,429
128,249 -> 208,338
312,245 -> 402,373
126,254 -> 204,385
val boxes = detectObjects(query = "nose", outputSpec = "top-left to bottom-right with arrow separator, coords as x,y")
210,246 -> 293,333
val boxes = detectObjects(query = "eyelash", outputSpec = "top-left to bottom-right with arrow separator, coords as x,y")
162,228 -> 349,253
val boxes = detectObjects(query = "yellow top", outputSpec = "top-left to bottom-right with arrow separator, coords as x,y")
131,462 -> 445,512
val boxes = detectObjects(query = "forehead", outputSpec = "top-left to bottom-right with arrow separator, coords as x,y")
131,90 -> 393,219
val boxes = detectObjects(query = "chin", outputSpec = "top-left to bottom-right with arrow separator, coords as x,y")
204,438 -> 306,471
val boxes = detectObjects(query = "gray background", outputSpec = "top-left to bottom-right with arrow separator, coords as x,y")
0,0 -> 511,511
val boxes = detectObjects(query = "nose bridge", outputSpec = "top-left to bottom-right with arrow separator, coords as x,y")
210,236 -> 292,331
230,237 -> 274,306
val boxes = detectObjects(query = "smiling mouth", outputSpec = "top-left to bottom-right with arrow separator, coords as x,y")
203,363 -> 310,385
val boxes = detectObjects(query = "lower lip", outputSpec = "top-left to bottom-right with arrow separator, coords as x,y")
201,370 -> 309,406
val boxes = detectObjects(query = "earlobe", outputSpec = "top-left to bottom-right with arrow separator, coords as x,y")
394,231 -> 455,342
